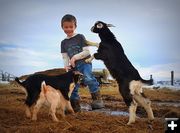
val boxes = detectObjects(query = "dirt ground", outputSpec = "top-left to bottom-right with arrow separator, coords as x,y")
0,82 -> 180,133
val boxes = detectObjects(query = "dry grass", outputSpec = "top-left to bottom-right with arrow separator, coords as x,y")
0,82 -> 180,133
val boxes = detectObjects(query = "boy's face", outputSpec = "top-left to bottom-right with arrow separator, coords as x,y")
62,21 -> 76,37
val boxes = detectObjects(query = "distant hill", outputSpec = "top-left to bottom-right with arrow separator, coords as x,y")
18,68 -> 111,84
19,68 -> 66,80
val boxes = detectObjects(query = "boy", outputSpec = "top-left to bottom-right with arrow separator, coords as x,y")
60,14 -> 104,112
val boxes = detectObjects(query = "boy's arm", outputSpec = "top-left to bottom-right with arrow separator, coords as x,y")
70,46 -> 90,67
62,53 -> 70,67
73,46 -> 90,60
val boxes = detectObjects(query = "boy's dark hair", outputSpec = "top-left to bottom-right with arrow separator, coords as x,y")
61,14 -> 77,27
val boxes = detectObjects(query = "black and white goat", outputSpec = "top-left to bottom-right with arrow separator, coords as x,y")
86,21 -> 154,125
15,70 -> 83,121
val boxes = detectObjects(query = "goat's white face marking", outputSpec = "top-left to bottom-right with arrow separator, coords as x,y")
96,23 -> 103,29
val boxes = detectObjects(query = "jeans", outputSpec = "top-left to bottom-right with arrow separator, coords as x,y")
70,62 -> 99,100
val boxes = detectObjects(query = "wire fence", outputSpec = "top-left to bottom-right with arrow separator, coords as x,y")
0,70 -> 16,82
0,69 -> 175,86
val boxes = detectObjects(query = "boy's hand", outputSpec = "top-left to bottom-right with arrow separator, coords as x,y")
70,56 -> 77,67
64,66 -> 72,72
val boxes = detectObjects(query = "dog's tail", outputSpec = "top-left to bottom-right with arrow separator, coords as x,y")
141,78 -> 153,85
15,77 -> 26,88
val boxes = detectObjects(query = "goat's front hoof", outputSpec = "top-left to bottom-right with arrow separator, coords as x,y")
32,114 -> 38,121
127,121 -> 135,125
25,109 -> 32,118
85,59 -> 92,63
32,117 -> 37,121
26,113 -> 31,119
53,118 -> 59,122
148,118 -> 154,124
149,117 -> 155,121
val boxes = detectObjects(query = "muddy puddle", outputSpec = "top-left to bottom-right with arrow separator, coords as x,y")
80,103 -> 129,116
153,101 -> 180,107
99,100 -> 180,107
94,109 -> 129,116
80,100 -> 180,117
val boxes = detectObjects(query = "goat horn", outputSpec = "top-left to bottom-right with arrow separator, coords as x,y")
107,24 -> 115,27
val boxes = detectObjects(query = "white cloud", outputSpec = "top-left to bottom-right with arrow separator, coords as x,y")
0,44 -> 64,76
135,62 -> 180,81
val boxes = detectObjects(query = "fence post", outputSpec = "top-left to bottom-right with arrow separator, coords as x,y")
0,70 -> 16,82
171,71 -> 174,86
150,75 -> 153,80
7,74 -> 10,81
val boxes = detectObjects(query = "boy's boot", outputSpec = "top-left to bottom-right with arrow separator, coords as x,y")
70,99 -> 81,113
91,90 -> 104,110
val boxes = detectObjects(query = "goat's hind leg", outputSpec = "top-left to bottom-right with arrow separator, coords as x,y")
32,96 -> 45,121
127,100 -> 138,125
50,101 -> 59,122
25,105 -> 32,118
25,95 -> 34,118
66,101 -> 75,114
133,94 -> 154,121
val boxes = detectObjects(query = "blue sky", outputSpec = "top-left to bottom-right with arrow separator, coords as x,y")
0,0 -> 180,81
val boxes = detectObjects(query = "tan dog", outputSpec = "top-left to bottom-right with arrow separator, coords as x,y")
32,81 -> 74,122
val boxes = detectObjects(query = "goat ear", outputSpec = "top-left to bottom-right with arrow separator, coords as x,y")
107,24 -> 115,27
